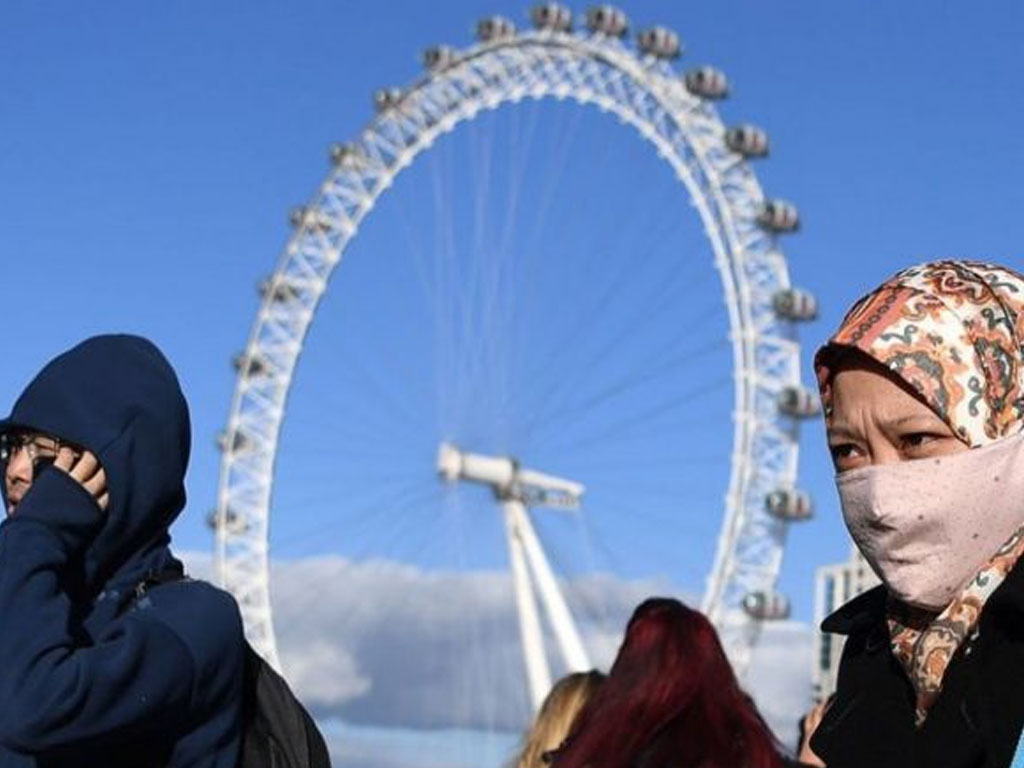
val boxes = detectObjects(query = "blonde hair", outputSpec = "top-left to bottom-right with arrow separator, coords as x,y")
512,670 -> 605,768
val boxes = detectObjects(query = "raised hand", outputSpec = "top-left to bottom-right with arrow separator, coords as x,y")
55,447 -> 109,511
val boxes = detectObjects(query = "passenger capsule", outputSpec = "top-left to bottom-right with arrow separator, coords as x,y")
423,45 -> 456,71
765,489 -> 814,521
216,430 -> 250,453
757,199 -> 801,233
477,16 -> 516,42
288,206 -> 307,228
637,27 -> 682,59
259,277 -> 301,304
328,142 -> 364,169
777,386 -> 821,419
232,351 -> 270,378
742,591 -> 791,621
288,207 -> 333,234
530,3 -> 573,32
373,88 -> 403,114
585,5 -> 628,37
725,124 -> 769,158
772,288 -> 819,321
684,66 -> 729,100
207,507 -> 249,534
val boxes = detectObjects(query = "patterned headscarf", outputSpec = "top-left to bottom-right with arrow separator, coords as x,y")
815,259 -> 1024,724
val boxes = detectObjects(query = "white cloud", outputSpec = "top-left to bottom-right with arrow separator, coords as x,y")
267,555 -> 663,731
745,620 -> 814,751
282,638 -> 372,706
321,722 -> 518,768
180,551 -> 812,756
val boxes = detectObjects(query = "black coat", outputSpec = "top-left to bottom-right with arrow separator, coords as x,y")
0,336 -> 244,767
810,561 -> 1024,768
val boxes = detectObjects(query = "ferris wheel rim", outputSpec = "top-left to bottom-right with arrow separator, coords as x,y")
213,20 -> 804,675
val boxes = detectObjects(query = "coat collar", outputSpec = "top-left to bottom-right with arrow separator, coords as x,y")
821,558 -> 1024,638
820,584 -> 888,636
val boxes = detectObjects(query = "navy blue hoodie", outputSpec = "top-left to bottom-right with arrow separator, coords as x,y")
0,335 -> 244,767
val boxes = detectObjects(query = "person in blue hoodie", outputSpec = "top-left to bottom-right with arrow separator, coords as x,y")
0,335 -> 244,767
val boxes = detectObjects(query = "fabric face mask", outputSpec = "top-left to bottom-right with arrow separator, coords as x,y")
837,431 -> 1024,611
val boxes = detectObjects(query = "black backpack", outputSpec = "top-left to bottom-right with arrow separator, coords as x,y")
238,641 -> 331,768
132,570 -> 332,768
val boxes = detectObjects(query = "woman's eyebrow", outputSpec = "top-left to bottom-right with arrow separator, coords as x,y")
825,423 -> 858,442
828,414 -> 942,441
886,414 -> 945,429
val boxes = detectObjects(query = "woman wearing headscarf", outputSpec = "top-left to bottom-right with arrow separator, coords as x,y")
809,260 -> 1024,768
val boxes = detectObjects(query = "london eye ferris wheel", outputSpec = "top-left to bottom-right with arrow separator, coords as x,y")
212,1 -> 821,740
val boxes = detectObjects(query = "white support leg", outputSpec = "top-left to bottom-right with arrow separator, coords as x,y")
440,444 -> 590,710
504,500 -> 552,712
506,499 -> 591,673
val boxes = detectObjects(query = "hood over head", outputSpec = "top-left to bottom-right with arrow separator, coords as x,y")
1,334 -> 190,592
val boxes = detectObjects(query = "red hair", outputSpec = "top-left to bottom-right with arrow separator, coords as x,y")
551,598 -> 782,768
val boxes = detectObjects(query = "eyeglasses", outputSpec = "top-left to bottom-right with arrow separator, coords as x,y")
0,431 -> 67,473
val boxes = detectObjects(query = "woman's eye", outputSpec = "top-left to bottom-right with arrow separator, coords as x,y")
828,443 -> 862,468
902,432 -> 940,449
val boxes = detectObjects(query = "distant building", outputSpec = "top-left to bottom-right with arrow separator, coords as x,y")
812,545 -> 880,702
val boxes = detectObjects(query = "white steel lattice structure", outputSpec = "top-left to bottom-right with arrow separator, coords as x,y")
213,6 -> 817,677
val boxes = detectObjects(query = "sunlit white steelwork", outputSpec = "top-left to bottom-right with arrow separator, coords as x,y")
214,5 -> 813,676
438,442 -> 591,710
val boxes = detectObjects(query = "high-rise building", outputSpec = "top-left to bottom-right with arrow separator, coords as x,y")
812,545 -> 880,702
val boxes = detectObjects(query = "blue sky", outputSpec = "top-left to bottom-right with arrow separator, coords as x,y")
3,0 -> 1024,762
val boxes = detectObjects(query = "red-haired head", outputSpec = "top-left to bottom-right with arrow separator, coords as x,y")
551,597 -> 782,768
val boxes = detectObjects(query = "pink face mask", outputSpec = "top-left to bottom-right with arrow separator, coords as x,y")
837,432 -> 1024,611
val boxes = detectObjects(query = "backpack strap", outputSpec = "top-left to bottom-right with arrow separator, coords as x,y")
130,564 -> 188,604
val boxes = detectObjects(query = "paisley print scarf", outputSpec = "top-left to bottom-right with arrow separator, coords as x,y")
815,259 -> 1024,725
